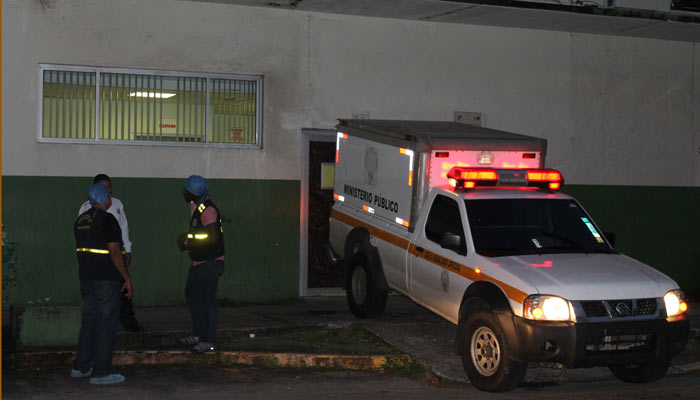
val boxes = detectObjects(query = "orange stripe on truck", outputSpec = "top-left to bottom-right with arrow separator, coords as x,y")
331,208 -> 528,304
331,209 -> 410,250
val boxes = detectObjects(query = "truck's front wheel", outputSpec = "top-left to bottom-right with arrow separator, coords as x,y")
345,253 -> 387,318
460,310 -> 527,392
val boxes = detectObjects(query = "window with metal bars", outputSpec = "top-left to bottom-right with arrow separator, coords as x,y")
39,65 -> 262,147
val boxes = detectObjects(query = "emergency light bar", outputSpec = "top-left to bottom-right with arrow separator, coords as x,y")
447,167 -> 564,191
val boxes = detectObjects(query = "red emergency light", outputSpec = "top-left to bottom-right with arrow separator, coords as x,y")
526,169 -> 563,190
446,167 -> 564,191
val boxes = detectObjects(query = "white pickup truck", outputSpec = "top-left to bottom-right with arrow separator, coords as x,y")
328,119 -> 689,392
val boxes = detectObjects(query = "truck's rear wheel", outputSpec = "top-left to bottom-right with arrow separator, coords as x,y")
345,253 -> 387,318
460,310 -> 526,392
609,357 -> 671,383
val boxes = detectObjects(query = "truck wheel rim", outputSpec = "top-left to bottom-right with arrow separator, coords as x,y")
351,266 -> 367,305
470,326 -> 500,377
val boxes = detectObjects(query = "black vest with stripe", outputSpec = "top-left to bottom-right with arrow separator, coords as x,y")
74,209 -> 123,281
188,198 -> 225,262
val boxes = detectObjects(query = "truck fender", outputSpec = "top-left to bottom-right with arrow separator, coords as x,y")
343,228 -> 388,291
455,282 -> 521,359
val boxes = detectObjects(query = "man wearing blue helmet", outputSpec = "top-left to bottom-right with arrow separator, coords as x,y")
177,175 -> 225,354
78,174 -> 143,332
72,183 -> 133,384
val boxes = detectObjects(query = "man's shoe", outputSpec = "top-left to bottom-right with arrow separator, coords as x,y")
90,374 -> 125,384
70,368 -> 92,378
191,342 -> 214,354
179,335 -> 199,345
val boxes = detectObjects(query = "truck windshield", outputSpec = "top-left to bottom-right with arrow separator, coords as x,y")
464,199 -> 614,257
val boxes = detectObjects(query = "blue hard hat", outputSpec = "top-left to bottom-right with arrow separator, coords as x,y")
184,175 -> 208,197
87,183 -> 111,206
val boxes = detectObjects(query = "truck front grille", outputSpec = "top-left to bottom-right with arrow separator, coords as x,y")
576,298 -> 659,320
636,298 -> 657,315
581,301 -> 608,317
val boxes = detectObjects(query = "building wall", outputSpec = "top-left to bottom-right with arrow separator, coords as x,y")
2,0 -> 698,310
1,176 -> 300,306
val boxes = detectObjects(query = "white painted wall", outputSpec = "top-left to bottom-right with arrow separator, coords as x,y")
2,0 -> 310,180
2,0 -> 698,186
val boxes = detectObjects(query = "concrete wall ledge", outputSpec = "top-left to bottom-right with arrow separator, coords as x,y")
9,350 -> 404,372
11,305 -> 81,348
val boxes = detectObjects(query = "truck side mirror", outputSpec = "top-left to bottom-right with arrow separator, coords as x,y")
441,234 -> 464,255
603,231 -> 616,247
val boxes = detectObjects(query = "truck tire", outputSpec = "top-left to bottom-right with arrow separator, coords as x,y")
345,252 -> 387,318
608,357 -> 671,383
460,310 -> 527,392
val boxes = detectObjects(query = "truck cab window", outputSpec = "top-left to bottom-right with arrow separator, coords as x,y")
465,198 -> 613,257
425,195 -> 466,254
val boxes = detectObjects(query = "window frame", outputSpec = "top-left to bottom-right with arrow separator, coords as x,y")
424,194 -> 467,255
37,64 -> 263,149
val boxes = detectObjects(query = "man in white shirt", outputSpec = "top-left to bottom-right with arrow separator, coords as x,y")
78,174 -> 143,332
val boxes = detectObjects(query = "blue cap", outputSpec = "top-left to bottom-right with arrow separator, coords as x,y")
88,183 -> 111,206
184,175 -> 208,197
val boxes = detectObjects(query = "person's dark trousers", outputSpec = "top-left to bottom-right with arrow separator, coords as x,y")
119,296 -> 141,330
185,260 -> 224,343
73,280 -> 121,378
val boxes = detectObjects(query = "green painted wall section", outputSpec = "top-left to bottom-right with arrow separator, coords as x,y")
2,178 -> 698,311
563,185 -> 700,294
2,176 -> 300,310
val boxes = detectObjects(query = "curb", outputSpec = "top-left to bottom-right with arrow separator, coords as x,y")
10,350 -> 405,372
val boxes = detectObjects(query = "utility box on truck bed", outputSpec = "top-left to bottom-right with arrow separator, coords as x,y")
332,120 -> 547,233
329,119 -> 689,392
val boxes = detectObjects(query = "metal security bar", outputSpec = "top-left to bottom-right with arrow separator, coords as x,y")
42,70 -> 96,139
38,65 -> 262,147
210,78 -> 258,144
100,73 -> 206,142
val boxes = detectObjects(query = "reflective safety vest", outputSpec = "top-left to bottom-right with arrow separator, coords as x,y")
188,198 -> 225,261
74,208 -> 123,281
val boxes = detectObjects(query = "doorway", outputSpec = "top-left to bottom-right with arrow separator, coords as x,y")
299,129 -> 340,296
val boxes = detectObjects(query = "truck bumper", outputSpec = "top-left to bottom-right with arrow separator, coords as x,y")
509,315 -> 689,367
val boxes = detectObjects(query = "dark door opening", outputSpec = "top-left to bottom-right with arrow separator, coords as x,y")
307,141 -> 341,288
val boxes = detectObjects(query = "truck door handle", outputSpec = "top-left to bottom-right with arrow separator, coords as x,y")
415,246 -> 424,253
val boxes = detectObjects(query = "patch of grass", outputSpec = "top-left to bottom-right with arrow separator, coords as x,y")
381,355 -> 467,388
382,355 -> 431,379
256,354 -> 279,368
207,323 -> 397,355
109,323 -> 399,356
184,353 -> 219,368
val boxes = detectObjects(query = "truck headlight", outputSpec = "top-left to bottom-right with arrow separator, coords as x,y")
664,290 -> 688,317
523,295 -> 573,321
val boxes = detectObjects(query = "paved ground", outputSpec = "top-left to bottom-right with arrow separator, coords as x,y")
4,366 -> 700,400
124,293 -> 700,383
3,295 -> 700,392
